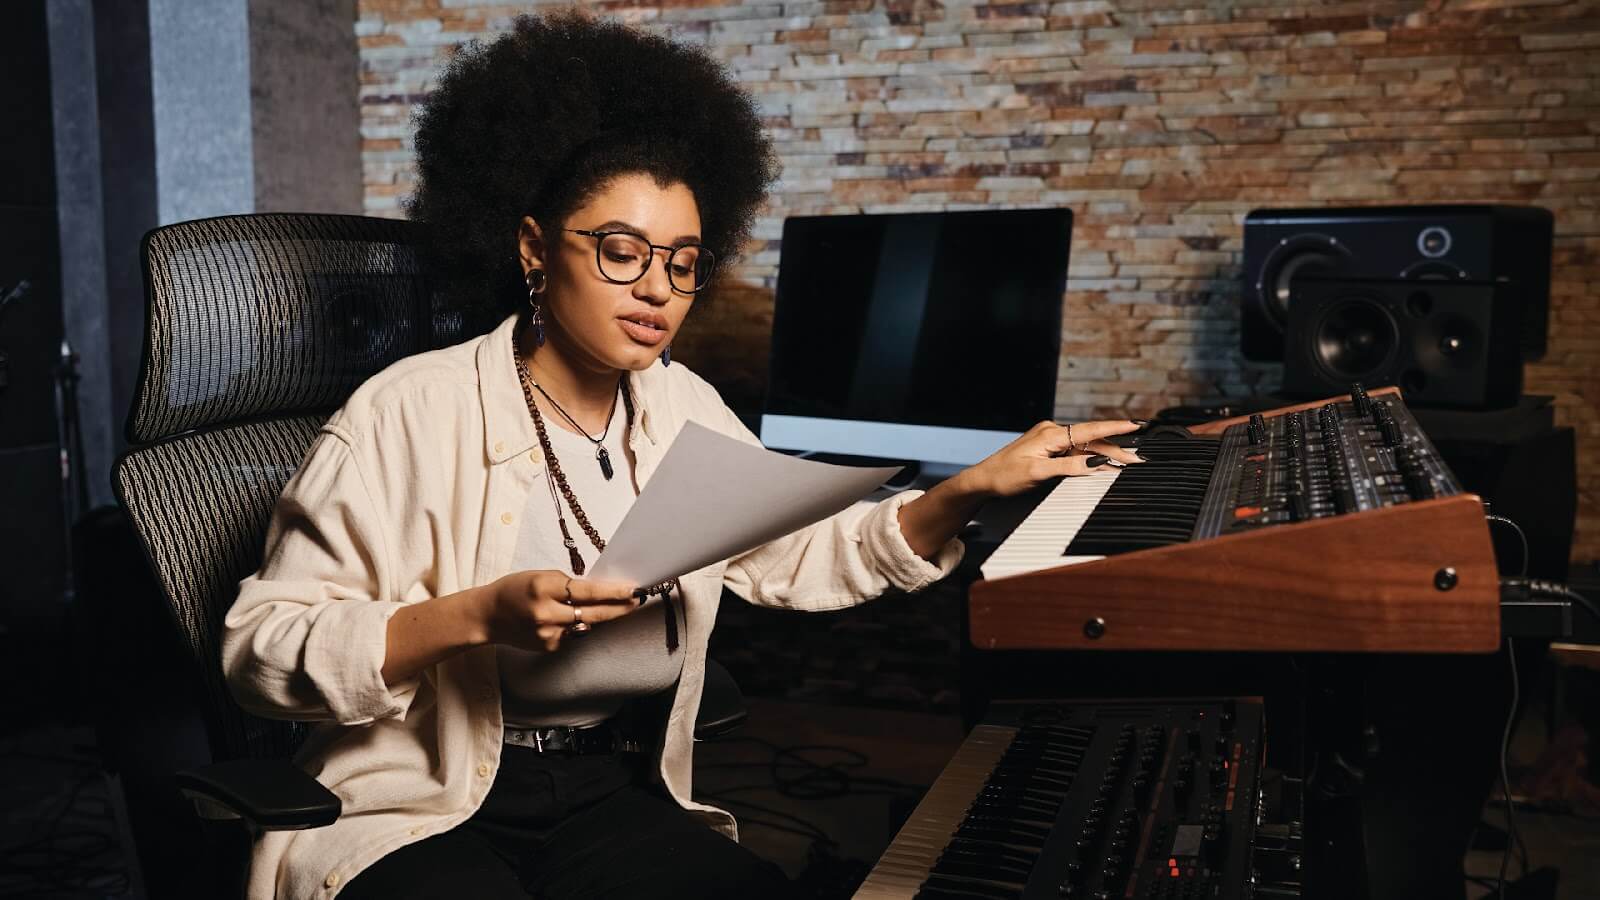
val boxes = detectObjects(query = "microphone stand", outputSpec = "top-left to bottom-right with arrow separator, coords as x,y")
55,337 -> 87,607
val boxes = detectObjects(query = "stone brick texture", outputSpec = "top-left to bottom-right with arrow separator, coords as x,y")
359,0 -> 1600,563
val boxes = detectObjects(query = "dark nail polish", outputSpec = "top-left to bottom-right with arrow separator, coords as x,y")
1086,454 -> 1109,467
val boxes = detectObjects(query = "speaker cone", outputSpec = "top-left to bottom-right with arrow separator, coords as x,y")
1312,296 -> 1399,382
1255,234 -> 1355,329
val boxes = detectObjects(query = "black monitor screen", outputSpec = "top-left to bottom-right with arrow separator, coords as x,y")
765,207 -> 1071,433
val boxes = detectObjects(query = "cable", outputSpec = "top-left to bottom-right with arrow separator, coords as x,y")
1490,572 -> 1600,891
1476,511 -> 1581,896
1496,639 -> 1522,898
1484,506 -> 1529,882
697,736 -> 926,801
0,767 -> 131,897
692,792 -> 834,844
1501,576 -> 1600,632
1486,513 -> 1530,577
694,736 -> 928,877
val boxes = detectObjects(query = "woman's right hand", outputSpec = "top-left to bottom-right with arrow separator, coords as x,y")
475,570 -> 640,652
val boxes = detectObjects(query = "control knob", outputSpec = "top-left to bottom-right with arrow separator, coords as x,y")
1350,382 -> 1370,416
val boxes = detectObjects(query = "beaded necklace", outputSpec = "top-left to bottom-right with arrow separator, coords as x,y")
512,322 -> 680,650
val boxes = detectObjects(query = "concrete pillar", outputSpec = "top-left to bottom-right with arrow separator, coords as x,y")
249,0 -> 362,214
47,0 -> 362,500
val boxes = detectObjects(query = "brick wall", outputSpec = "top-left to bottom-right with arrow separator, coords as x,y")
358,0 -> 1599,561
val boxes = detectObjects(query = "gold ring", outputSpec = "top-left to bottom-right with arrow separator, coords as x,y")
563,576 -> 574,605
1066,423 -> 1075,452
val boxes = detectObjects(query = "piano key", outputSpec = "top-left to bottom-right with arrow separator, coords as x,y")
979,471 -> 1121,580
855,727 -> 1019,900
930,852 -> 1034,881
914,873 -> 1024,899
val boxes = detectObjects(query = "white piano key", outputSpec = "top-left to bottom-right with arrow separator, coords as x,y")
979,469 -> 1120,580
853,725 -> 1019,899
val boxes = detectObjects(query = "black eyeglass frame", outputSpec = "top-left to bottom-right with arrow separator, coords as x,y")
565,228 -> 717,295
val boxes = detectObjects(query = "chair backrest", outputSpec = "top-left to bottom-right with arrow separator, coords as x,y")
112,213 -> 481,762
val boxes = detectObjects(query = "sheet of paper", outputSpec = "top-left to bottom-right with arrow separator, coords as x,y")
588,421 -> 902,587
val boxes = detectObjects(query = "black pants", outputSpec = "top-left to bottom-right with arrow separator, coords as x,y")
339,743 -> 796,899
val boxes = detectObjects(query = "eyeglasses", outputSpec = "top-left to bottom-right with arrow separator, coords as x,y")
565,229 -> 716,295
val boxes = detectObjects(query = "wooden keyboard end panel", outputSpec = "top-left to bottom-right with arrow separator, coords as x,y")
969,493 -> 1500,653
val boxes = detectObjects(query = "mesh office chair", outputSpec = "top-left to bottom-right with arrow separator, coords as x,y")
111,213 -> 745,896
110,213 -> 479,895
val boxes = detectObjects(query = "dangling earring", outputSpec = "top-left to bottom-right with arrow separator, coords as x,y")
526,269 -> 547,347
660,345 -> 671,367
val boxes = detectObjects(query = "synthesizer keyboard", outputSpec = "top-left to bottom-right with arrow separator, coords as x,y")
971,386 -> 1500,653
856,698 -> 1303,900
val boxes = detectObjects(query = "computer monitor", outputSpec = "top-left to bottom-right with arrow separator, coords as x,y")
760,207 -> 1071,471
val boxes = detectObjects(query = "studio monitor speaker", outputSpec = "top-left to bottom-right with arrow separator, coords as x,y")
1241,205 -> 1552,363
1284,278 -> 1522,410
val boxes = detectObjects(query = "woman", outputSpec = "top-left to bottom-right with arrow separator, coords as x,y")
222,12 -> 1143,899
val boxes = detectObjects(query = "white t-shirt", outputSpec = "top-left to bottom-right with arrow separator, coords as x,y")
497,390 -> 685,728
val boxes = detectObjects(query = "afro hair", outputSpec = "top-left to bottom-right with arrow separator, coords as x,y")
406,11 -> 779,321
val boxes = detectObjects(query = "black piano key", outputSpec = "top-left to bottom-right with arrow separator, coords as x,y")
970,790 -> 1061,813
994,750 -> 1081,770
915,873 -> 1024,899
975,788 -> 1064,813
943,838 -> 1040,867
959,813 -> 1052,837
1020,723 -> 1094,740
954,823 -> 1047,848
973,778 -> 1067,799
934,848 -> 1035,881
992,753 -> 1076,771
967,808 -> 1055,829
984,772 -> 1074,793
1064,436 -> 1221,557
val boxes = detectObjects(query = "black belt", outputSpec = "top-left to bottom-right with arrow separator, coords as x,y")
503,721 -> 642,755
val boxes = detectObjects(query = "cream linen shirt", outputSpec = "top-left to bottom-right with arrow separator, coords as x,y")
222,312 -> 965,899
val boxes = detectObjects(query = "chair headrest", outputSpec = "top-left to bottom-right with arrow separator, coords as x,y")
126,213 -> 477,444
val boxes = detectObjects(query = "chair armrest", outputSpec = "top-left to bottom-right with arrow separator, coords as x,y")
695,659 -> 748,740
177,758 -> 341,831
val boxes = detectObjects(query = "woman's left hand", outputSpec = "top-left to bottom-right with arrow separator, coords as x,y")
896,419 -> 1146,561
962,419 -> 1146,499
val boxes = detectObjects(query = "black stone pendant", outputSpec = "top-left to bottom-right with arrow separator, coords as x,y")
662,592 -> 678,652
597,446 -> 613,480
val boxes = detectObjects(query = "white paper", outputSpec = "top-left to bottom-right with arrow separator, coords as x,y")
588,421 -> 902,587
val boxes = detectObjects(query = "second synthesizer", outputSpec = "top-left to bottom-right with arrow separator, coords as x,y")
971,386 -> 1500,653
855,698 -> 1304,900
